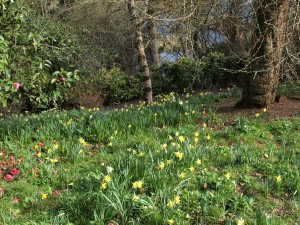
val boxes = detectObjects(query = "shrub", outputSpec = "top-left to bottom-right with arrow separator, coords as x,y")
202,52 -> 244,87
152,57 -> 206,94
95,67 -> 142,105
152,53 -> 244,94
0,1 -> 82,112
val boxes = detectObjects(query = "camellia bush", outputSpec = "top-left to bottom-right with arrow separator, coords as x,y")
0,0 -> 81,112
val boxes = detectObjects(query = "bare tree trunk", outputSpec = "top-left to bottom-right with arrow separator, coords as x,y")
237,0 -> 291,108
127,0 -> 153,103
149,19 -> 160,67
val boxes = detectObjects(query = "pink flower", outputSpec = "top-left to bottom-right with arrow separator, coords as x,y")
0,188 -> 4,196
12,197 -> 20,204
60,77 -> 66,82
38,142 -> 45,147
52,190 -> 61,197
5,174 -> 14,182
13,82 -> 20,89
11,168 -> 20,176
9,155 -> 14,163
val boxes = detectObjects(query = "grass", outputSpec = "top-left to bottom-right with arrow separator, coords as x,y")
0,88 -> 299,225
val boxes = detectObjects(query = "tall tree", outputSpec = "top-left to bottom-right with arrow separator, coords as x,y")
237,0 -> 291,108
127,0 -> 153,103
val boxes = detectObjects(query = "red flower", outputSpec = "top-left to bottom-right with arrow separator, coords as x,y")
56,79 -> 60,83
11,168 -> 20,176
13,82 -> 20,89
38,142 -> 45,147
60,77 -> 66,82
5,174 -> 14,182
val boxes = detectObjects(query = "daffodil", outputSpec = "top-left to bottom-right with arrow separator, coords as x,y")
203,122 -> 207,128
189,166 -> 195,173
106,166 -> 114,173
158,162 -> 165,170
225,173 -> 231,179
79,137 -> 88,146
132,194 -> 140,203
132,181 -> 143,189
104,175 -> 112,183
263,108 -> 267,113
275,175 -> 282,183
194,137 -> 199,143
194,132 -> 199,137
179,172 -> 186,179
196,159 -> 201,165
41,193 -> 48,200
174,196 -> 180,204
168,200 -> 174,207
166,159 -> 172,164
237,218 -> 245,225
205,135 -> 211,140
178,136 -> 185,143
174,151 -> 183,160
255,113 -> 260,118
161,143 -> 167,149
101,183 -> 107,190
167,219 -> 175,224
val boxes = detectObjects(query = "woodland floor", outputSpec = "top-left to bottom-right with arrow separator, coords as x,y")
216,96 -> 300,121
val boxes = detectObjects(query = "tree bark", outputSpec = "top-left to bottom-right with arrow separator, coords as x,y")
127,0 -> 153,104
236,0 -> 291,108
148,19 -> 160,67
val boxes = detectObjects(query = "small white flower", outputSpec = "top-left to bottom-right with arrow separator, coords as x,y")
106,166 -> 114,173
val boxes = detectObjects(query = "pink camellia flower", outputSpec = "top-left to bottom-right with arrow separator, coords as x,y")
38,142 -> 45,147
0,188 -> 4,197
9,155 -> 14,163
10,168 -> 20,176
5,174 -> 14,182
60,77 -> 66,82
13,82 -> 20,89
12,197 -> 20,204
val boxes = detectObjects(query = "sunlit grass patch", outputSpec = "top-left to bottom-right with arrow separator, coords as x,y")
0,90 -> 299,224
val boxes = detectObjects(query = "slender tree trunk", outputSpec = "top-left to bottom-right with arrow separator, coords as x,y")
149,19 -> 160,67
127,0 -> 153,103
237,0 -> 290,108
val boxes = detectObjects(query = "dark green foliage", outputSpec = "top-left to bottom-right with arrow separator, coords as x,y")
95,67 -> 142,105
152,53 -> 244,94
0,1 -> 81,112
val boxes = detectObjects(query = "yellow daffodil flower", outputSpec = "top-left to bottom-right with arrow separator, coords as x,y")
132,181 -> 143,189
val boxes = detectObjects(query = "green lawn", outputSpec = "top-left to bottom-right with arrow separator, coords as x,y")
0,90 -> 299,224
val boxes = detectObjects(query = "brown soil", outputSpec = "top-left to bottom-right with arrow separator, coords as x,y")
216,96 -> 300,121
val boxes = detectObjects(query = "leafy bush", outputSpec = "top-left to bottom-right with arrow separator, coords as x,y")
95,67 -> 142,105
0,1 -> 81,112
152,53 -> 244,94
152,57 -> 206,94
202,52 -> 244,86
